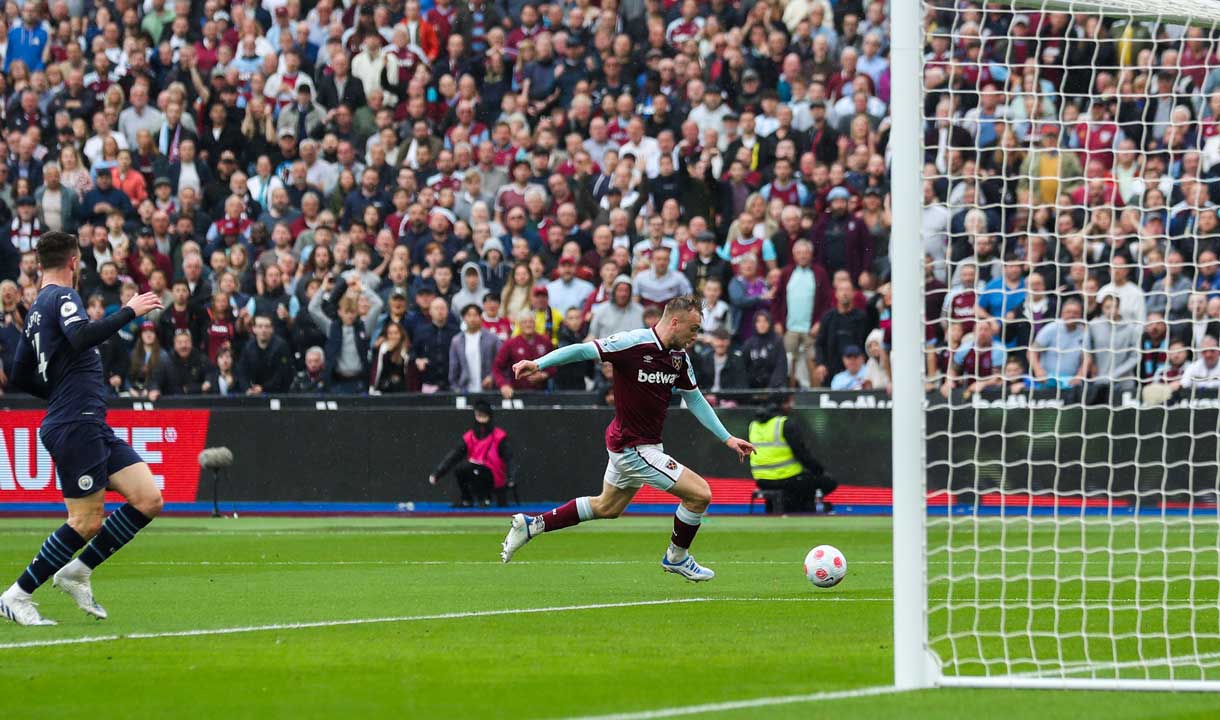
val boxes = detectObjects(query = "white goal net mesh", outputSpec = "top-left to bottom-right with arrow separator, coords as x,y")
919,0 -> 1220,685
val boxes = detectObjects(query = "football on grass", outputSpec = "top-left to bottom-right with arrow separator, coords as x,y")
804,545 -> 847,588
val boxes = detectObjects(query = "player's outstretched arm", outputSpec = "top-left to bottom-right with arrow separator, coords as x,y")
514,342 -> 600,378
678,388 -> 756,462
62,292 -> 163,353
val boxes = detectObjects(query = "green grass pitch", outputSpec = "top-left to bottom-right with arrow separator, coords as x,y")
0,515 -> 1216,719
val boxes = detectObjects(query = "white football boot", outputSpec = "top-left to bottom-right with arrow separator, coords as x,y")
0,587 -> 56,626
53,563 -> 108,620
500,513 -> 542,563
661,554 -> 716,582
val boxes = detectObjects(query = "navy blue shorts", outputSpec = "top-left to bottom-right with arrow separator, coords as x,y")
41,422 -> 144,499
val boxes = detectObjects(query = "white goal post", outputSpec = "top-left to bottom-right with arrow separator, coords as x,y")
891,0 -> 1220,691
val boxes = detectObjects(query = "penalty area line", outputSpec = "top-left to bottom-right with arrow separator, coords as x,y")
559,685 -> 907,720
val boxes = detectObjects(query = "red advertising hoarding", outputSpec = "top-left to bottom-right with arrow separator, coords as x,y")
0,410 -> 210,503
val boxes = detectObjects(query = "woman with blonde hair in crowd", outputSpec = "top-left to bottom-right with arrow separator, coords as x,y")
500,261 -> 534,319
59,145 -> 92,195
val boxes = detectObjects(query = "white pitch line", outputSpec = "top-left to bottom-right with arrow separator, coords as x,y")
0,598 -> 718,651
559,685 -> 906,720
128,560 -> 805,567
0,597 -> 876,651
126,559 -> 1210,567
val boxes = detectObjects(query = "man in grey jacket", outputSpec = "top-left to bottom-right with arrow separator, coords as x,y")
587,275 -> 644,340
1087,294 -> 1141,405
449,303 -> 503,393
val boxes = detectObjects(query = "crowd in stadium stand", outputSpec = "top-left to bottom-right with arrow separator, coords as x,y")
0,0 -> 1218,403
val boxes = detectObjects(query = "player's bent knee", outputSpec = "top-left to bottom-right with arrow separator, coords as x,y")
137,492 -> 164,519
111,463 -> 163,518
67,508 -> 105,539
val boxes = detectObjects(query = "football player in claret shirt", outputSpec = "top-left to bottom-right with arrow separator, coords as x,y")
500,295 -> 755,581
1,231 -> 164,625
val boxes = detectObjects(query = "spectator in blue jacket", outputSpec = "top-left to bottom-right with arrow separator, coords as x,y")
5,4 -> 47,73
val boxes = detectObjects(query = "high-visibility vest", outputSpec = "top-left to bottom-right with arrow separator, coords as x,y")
748,416 -> 803,481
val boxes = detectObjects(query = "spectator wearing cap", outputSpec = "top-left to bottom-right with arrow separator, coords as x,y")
422,208 -> 461,260
239,314 -> 295,395
684,231 -> 733,296
689,84 -> 732,138
813,186 -> 872,283
1018,123 -> 1083,206
829,345 -> 872,390
9,196 -> 40,253
413,297 -> 461,393
493,309 -> 555,398
546,257 -> 595,312
694,328 -> 749,393
161,329 -> 210,396
277,84 -> 325,143
129,226 -> 173,284
80,162 -> 133,224
771,239 -> 833,387
815,280 -> 875,387
524,285 -> 563,345
449,303 -> 503,393
35,162 -> 80,234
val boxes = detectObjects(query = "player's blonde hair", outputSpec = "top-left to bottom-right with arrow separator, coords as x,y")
661,294 -> 704,318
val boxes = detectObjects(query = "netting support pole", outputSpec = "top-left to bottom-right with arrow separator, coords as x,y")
889,0 -> 933,691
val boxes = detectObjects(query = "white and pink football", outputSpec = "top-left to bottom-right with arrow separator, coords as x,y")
804,545 -> 847,588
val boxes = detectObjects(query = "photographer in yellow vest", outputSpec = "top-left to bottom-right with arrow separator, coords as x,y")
748,394 -> 837,513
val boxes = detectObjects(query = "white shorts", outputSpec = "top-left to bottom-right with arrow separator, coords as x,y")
604,444 -> 686,491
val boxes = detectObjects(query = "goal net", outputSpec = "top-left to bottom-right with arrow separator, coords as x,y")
896,0 -> 1220,690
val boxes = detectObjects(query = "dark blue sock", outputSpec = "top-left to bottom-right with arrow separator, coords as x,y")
16,524 -> 87,593
77,504 -> 152,570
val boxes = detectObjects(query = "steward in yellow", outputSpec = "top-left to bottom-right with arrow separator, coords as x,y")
748,395 -> 836,513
